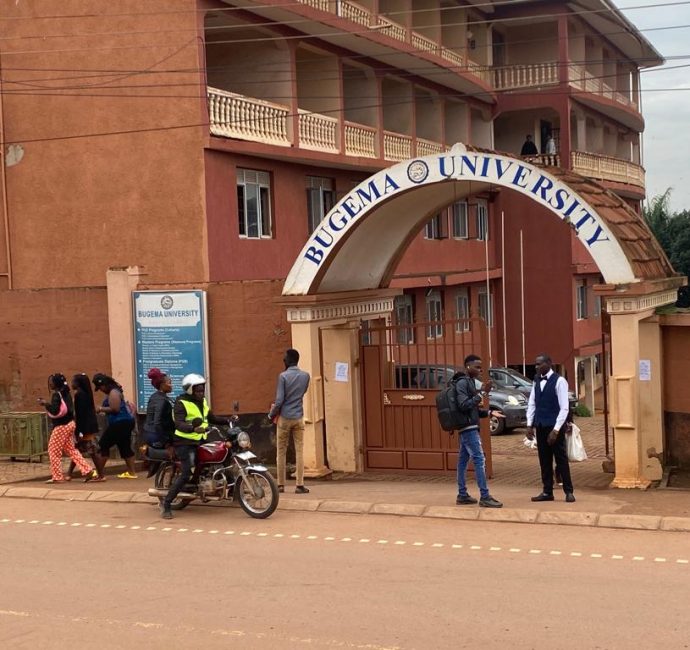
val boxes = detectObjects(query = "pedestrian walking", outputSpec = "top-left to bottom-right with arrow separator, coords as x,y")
92,373 -> 138,479
526,354 -> 575,503
39,373 -> 97,484
268,348 -> 311,494
67,373 -> 105,481
143,368 -> 174,449
452,355 -> 503,508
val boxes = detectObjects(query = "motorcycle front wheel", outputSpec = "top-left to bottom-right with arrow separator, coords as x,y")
237,470 -> 279,519
154,462 -> 191,511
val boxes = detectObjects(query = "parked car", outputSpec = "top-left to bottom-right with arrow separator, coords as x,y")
394,365 -> 527,435
488,367 -> 578,409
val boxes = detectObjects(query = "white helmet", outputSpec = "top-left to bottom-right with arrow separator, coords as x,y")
182,373 -> 206,395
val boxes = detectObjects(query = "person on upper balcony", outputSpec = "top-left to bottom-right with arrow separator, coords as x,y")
545,133 -> 557,156
520,134 -> 538,156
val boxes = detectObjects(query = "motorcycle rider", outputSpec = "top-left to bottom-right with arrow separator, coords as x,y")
161,373 -> 229,519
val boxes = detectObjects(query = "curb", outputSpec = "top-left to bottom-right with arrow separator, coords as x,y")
1,487 -> 688,533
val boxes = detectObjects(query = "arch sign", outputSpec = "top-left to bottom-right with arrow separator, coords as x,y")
283,144 -> 636,296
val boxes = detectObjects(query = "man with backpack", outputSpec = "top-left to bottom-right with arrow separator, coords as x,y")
450,354 -> 503,508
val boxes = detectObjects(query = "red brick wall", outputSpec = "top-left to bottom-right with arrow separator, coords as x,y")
663,325 -> 690,467
0,287 -> 110,410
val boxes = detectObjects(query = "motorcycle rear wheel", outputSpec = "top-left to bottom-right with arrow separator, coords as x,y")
237,470 -> 279,519
154,463 -> 191,511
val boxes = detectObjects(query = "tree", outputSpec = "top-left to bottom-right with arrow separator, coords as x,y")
643,191 -> 690,280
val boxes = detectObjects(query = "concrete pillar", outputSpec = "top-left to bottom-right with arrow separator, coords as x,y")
288,320 -> 330,478
638,317 -> 664,481
106,266 -> 145,400
321,322 -> 363,472
583,356 -> 596,414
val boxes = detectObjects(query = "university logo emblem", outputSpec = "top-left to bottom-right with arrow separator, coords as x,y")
160,295 -> 174,310
407,160 -> 429,184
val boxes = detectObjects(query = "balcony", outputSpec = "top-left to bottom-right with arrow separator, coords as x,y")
493,61 -> 559,91
208,87 -> 447,162
568,64 -> 638,110
571,151 -> 645,189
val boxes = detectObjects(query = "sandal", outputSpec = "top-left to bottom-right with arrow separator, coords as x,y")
83,470 -> 98,483
45,478 -> 67,484
117,472 -> 138,479
89,476 -> 106,483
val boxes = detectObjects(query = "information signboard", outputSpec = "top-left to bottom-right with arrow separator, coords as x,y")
132,290 -> 209,412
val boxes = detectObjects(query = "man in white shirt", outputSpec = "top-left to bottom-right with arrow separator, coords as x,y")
526,354 -> 575,502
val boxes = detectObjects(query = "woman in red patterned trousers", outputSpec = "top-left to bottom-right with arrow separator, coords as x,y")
39,373 -> 97,484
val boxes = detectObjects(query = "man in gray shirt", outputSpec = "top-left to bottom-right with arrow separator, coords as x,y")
268,348 -> 311,494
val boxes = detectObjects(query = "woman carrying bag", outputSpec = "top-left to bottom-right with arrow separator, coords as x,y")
39,373 -> 97,484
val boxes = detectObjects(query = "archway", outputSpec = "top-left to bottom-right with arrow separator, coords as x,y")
281,144 -> 683,489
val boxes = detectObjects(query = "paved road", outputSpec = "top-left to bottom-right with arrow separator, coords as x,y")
1,500 -> 688,650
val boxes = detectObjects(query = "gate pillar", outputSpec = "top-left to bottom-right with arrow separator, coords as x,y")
282,290 -> 398,476
604,285 -> 676,488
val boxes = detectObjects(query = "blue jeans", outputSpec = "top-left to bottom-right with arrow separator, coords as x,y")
457,427 -> 489,500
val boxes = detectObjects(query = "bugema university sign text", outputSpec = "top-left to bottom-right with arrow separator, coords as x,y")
283,146 -> 635,295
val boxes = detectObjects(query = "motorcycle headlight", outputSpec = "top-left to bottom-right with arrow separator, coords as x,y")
507,395 -> 519,406
237,431 -> 251,449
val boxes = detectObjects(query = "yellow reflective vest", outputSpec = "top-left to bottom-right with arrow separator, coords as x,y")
174,397 -> 210,443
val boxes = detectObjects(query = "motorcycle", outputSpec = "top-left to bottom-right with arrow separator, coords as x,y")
146,418 -> 279,519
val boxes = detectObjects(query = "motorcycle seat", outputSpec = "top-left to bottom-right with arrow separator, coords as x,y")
146,447 -> 170,461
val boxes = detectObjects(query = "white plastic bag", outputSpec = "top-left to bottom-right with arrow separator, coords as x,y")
523,435 -> 537,450
566,423 -> 587,462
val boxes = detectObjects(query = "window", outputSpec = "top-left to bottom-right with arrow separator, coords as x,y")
478,290 -> 493,327
593,293 -> 602,319
394,295 -> 414,344
426,291 -> 443,338
455,288 -> 470,332
306,176 -> 336,233
476,199 -> 489,241
452,201 -> 469,239
576,281 -> 588,320
237,169 -> 272,238
424,212 -> 445,240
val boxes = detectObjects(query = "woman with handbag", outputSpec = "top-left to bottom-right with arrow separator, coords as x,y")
67,373 -> 106,482
92,373 -> 138,479
39,373 -> 97,484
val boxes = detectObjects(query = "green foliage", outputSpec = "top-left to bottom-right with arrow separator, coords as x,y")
573,404 -> 592,418
643,191 -> 690,280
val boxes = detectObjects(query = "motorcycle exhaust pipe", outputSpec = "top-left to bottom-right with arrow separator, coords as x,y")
147,488 -> 196,499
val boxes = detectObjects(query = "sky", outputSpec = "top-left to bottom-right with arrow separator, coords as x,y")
617,0 -> 690,212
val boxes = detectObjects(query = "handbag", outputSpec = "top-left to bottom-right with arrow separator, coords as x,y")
46,393 -> 68,419
566,423 -> 588,462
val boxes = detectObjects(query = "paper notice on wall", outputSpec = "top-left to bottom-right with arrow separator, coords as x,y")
639,359 -> 651,381
335,362 -> 349,383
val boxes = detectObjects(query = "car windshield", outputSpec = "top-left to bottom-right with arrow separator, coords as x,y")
500,368 -> 532,387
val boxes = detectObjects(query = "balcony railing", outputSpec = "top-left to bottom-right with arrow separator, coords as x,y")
568,64 -> 638,110
338,0 -> 371,27
209,88 -> 452,163
344,121 -> 378,158
493,61 -> 559,90
411,31 -> 438,54
208,88 -> 291,146
571,151 -> 645,188
298,109 -> 339,153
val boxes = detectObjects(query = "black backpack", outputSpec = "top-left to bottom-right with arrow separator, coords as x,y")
436,377 -> 462,432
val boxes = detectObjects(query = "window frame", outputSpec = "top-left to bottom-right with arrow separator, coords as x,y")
452,201 -> 469,239
478,289 -> 494,328
426,290 -> 443,339
455,288 -> 470,332
576,280 -> 588,320
306,175 -> 336,234
237,168 -> 273,239
424,212 -> 445,240
476,199 -> 489,241
394,295 -> 415,345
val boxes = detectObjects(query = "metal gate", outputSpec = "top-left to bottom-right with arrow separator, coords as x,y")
360,316 -> 492,474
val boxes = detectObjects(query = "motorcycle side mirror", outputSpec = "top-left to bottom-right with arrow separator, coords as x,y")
233,400 -> 240,412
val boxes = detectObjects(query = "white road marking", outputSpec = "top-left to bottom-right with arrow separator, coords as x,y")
377,540 -> 388,545
85,523 -> 96,528
550,551 -> 562,556
193,529 -> 204,533
489,547 -> 501,552
432,543 -> 444,548
340,537 -> 352,542
412,542 -> 424,547
452,544 -> 464,549
130,525 -> 141,530
359,538 -> 370,543
395,541 -> 406,545
209,530 -> 219,534
611,555 -> 623,560
509,548 -> 521,553
590,553 -> 602,558
570,552 -> 582,557
654,558 -> 667,563
677,559 -> 688,564
307,535 -> 318,540
633,556 -> 645,561
529,550 -> 542,555
324,536 -> 335,541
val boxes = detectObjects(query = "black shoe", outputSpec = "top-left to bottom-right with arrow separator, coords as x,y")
277,485 -> 284,493
565,493 -> 576,503
531,493 -> 555,502
160,505 -> 173,520
456,495 -> 478,505
295,485 -> 310,494
479,496 -> 503,508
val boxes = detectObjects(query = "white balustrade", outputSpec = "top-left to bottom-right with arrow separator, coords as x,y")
568,65 -> 638,110
338,0 -> 371,27
571,151 -> 645,188
296,0 -> 331,11
493,61 -> 559,90
416,138 -> 444,156
441,47 -> 463,67
208,87 -> 291,146
383,131 -> 412,161
344,122 -> 377,158
298,110 -> 340,152
376,16 -> 407,42
411,31 -> 437,53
